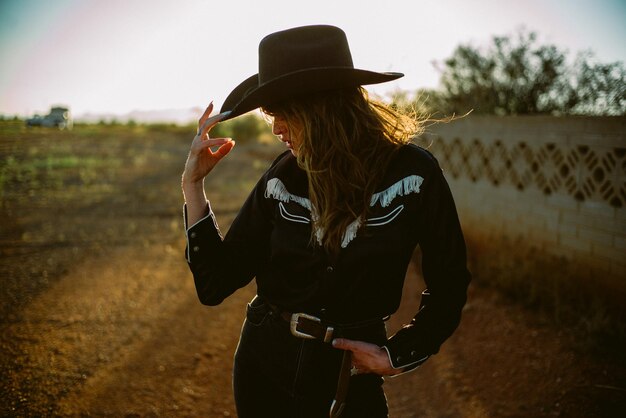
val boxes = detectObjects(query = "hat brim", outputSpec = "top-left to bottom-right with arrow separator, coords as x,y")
219,68 -> 403,121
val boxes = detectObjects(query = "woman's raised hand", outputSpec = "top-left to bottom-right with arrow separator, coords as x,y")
182,102 -> 235,186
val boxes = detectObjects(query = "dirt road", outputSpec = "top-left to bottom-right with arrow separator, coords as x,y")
1,124 -> 624,417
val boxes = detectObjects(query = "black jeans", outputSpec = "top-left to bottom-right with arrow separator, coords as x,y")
233,296 -> 389,418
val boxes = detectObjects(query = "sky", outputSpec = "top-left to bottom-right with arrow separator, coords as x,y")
1,0 -> 625,119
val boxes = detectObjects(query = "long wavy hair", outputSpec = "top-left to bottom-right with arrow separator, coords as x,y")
264,87 -> 422,256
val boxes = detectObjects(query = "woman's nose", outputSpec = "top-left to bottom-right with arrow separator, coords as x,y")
272,123 -> 282,136
272,117 -> 285,136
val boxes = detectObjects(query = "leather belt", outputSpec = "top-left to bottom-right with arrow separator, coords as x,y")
267,302 -> 378,418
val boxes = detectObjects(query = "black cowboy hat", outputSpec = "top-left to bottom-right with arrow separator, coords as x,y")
219,25 -> 403,120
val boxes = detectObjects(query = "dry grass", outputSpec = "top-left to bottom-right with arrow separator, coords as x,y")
0,121 -> 280,318
465,233 -> 626,354
1,122 -> 185,317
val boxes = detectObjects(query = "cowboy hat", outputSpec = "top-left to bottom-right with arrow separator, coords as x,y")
219,25 -> 403,120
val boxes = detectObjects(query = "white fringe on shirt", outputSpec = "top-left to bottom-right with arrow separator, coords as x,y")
341,218 -> 362,248
370,175 -> 424,207
265,178 -> 312,210
265,175 -> 423,248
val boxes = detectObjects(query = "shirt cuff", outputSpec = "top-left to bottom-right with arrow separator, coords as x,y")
183,202 -> 219,263
382,345 -> 429,377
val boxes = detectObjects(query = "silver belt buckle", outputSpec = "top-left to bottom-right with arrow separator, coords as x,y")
290,312 -> 334,342
290,312 -> 321,339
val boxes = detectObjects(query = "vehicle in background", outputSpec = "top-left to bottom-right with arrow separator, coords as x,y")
26,106 -> 73,129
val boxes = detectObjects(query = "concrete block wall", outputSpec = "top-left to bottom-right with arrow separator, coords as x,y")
422,116 -> 626,298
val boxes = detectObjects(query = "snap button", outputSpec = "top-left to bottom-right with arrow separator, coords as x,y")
410,350 -> 417,357
190,232 -> 197,238
396,356 -> 403,363
326,266 -> 334,273
193,246 -> 200,252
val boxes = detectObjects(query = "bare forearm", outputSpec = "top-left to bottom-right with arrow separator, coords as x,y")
182,180 -> 210,227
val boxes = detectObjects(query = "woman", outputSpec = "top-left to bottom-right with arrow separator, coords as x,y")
182,25 -> 470,418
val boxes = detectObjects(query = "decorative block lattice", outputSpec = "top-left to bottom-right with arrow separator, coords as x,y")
428,137 -> 626,208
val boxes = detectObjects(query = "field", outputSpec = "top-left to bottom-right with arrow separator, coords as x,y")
1,121 -> 624,417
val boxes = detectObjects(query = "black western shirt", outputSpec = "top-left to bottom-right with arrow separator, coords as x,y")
184,143 -> 471,372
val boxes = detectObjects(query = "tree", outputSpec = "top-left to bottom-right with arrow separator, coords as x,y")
414,29 -> 625,116
571,53 -> 626,115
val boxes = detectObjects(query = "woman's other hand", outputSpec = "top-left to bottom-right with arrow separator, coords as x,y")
182,102 -> 235,186
332,338 -> 400,376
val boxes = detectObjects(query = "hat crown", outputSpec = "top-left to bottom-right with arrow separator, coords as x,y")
258,25 -> 354,85
219,25 -> 403,120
